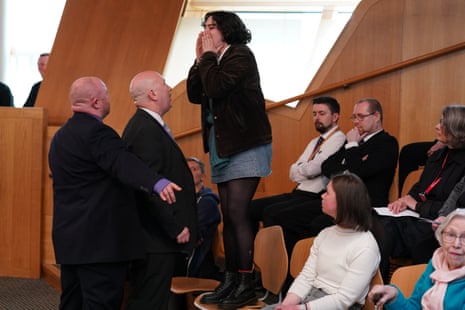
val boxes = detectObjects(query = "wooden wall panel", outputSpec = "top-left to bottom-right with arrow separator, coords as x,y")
0,108 -> 46,278
41,127 -> 59,266
36,0 -> 186,132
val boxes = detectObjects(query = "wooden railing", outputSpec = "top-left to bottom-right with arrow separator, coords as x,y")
176,41 -> 465,140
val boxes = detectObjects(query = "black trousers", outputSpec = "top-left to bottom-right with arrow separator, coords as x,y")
251,189 -> 329,256
125,252 -> 178,310
60,262 -> 129,310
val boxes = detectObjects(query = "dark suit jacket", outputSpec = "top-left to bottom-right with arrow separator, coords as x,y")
322,130 -> 399,207
49,112 -> 162,264
122,109 -> 197,253
23,81 -> 41,107
0,81 -> 13,107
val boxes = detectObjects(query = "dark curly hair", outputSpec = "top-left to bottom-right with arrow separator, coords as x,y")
202,11 -> 251,45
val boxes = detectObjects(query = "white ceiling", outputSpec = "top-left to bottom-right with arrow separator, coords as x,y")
187,0 -> 362,12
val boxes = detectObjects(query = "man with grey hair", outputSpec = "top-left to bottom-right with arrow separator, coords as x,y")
122,71 -> 197,310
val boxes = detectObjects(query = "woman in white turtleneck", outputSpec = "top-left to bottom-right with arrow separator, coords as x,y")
275,172 -> 380,310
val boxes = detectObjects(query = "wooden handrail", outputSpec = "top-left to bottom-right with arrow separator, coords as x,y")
175,41 -> 465,140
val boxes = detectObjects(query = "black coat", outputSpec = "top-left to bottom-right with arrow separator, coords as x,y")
122,109 -> 197,253
0,82 -> 13,107
322,130 -> 399,207
410,147 -> 465,218
49,112 -> 161,264
23,81 -> 41,107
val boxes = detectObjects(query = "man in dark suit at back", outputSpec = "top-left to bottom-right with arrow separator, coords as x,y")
23,53 -> 49,107
122,71 -> 197,310
49,76 -> 182,309
0,81 -> 13,106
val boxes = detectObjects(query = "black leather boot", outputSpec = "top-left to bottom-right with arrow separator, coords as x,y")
218,272 -> 257,309
200,271 -> 237,304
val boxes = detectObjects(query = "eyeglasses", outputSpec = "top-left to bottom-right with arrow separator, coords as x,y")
442,231 -> 465,245
350,112 -> 375,121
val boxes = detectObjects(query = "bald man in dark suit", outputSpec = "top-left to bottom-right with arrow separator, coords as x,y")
122,71 -> 197,310
49,76 -> 181,310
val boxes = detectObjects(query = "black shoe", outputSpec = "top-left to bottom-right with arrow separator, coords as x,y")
200,271 -> 237,304
218,272 -> 257,309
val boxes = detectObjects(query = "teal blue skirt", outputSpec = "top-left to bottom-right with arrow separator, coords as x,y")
210,143 -> 272,184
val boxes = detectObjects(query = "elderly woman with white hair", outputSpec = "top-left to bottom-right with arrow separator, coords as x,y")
369,208 -> 465,309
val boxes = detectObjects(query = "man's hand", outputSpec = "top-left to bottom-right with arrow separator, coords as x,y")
346,127 -> 362,143
159,182 -> 182,204
176,227 -> 190,244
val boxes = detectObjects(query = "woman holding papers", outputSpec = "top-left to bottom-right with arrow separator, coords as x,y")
379,104 -> 465,280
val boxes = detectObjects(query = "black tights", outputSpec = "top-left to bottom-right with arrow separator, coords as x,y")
218,177 -> 260,272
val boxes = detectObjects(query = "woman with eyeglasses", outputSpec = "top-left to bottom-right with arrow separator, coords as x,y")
369,208 -> 465,309
379,104 -> 465,280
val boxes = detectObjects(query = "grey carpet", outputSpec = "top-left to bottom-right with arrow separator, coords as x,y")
0,277 -> 59,310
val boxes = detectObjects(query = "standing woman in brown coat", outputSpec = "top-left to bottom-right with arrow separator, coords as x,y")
187,10 -> 272,309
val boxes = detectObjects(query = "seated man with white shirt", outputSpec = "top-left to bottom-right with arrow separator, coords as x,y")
250,96 -> 346,257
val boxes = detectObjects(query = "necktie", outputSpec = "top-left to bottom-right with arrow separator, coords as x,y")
359,139 -> 365,146
313,136 -> 324,152
309,136 -> 324,161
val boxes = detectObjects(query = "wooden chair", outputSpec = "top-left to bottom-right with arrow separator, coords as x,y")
389,263 -> 427,298
194,225 -> 289,309
401,167 -> 424,196
170,222 -> 224,309
289,237 -> 315,278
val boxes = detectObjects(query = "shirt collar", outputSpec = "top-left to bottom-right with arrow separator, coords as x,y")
140,107 -> 164,127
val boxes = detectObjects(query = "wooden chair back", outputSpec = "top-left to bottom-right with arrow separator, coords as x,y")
390,264 -> 427,298
253,225 -> 289,295
194,225 -> 288,309
401,168 -> 424,196
290,237 -> 315,278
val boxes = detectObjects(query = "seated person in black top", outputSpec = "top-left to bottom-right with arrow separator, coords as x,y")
23,52 -> 49,107
0,81 -> 13,107
381,104 -> 465,280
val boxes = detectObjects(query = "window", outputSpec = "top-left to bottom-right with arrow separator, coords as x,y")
164,2 -> 360,106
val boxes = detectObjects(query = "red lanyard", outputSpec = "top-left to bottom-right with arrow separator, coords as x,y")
419,151 -> 449,201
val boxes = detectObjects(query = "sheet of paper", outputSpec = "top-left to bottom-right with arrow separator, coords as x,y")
374,207 -> 420,218
374,207 -> 441,224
